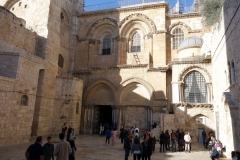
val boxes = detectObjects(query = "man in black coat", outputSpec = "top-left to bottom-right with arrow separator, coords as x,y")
159,131 -> 166,153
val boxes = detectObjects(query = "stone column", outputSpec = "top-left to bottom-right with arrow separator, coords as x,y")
145,106 -> 149,130
111,105 -> 116,128
90,106 -> 94,134
206,82 -> 212,103
179,81 -> 184,103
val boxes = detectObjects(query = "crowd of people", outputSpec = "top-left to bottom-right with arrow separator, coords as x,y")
25,123 -> 76,160
24,122 -> 240,160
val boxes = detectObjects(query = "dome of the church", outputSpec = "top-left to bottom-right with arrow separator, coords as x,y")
179,37 -> 203,50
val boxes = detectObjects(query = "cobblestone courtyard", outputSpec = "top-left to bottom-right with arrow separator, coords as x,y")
0,134 -> 215,160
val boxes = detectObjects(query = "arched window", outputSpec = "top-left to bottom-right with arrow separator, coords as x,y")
131,32 -> 141,52
172,28 -> 184,49
58,54 -> 64,68
76,103 -> 79,114
184,71 -> 208,103
102,36 -> 111,55
21,95 -> 28,106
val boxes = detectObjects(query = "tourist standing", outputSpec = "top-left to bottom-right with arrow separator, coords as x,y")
159,131 -> 166,153
62,123 -> 67,136
67,125 -> 72,141
124,135 -> 132,160
150,133 -> 156,154
54,133 -> 72,160
184,132 -> 191,153
131,138 -> 142,160
105,128 -> 111,145
165,130 -> 170,151
43,136 -> 54,160
171,130 -> 177,152
144,129 -> 150,141
100,123 -> 104,136
112,128 -> 117,145
25,136 -> 44,160
69,140 -> 76,160
202,129 -> 207,146
119,125 -> 125,143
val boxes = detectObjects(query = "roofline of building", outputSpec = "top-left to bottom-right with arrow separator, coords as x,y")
77,2 -> 169,17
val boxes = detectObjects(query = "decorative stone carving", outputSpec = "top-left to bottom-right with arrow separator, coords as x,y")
86,17 -> 118,37
169,22 -> 192,32
118,13 -> 157,32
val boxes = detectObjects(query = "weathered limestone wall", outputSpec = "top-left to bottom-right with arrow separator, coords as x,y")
0,53 -> 43,146
0,6 -> 37,54
211,0 -> 240,157
51,76 -> 83,135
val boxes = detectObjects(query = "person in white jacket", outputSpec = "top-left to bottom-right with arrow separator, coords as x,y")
184,132 -> 191,153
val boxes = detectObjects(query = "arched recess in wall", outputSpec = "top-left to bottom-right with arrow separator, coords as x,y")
3,0 -> 20,9
86,17 -> 119,39
118,77 -> 155,105
119,14 -> 155,65
179,66 -> 212,103
185,113 -> 214,142
83,79 -> 117,105
119,13 -> 157,35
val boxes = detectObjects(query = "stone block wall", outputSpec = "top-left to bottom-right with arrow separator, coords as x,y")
51,75 -> 83,135
0,53 -> 43,146
0,6 -> 37,54
211,0 -> 240,157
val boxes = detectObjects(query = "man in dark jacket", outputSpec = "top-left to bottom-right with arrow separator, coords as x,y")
25,136 -> 44,160
165,130 -> 170,151
202,129 -> 207,146
105,128 -> 111,145
43,136 -> 54,160
124,135 -> 132,160
159,131 -> 166,153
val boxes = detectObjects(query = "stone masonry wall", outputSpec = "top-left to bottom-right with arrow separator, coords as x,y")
211,0 -> 240,158
0,6 -> 37,54
0,53 -> 43,146
51,75 -> 83,135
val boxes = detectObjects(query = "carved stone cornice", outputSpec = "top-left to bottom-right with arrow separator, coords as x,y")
169,61 -> 210,65
73,69 -> 92,75
117,64 -> 148,69
78,3 -> 168,17
167,13 -> 201,19
147,66 -> 169,72
170,103 -> 213,109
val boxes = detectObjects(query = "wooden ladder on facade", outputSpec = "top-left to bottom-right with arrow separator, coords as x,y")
133,53 -> 141,64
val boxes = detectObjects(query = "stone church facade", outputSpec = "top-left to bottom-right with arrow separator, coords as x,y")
0,0 -> 239,158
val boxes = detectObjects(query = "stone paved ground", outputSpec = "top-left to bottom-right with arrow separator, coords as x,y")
0,134 -> 216,160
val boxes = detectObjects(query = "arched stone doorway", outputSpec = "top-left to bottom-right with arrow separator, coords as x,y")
81,80 -> 116,134
119,81 -> 152,132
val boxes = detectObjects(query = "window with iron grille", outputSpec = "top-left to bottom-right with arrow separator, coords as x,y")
58,54 -> 64,68
131,32 -> 141,52
21,95 -> 28,106
172,28 -> 184,49
184,71 -> 208,103
102,36 -> 111,55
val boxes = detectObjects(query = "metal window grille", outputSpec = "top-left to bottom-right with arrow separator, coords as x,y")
131,32 -> 141,52
172,28 -> 184,50
21,95 -> 28,106
184,71 -> 208,103
102,36 -> 111,55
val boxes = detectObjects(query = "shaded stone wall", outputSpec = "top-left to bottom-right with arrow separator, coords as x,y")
0,53 -> 43,146
51,75 -> 83,135
211,0 -> 240,158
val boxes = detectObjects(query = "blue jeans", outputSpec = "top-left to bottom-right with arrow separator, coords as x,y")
125,149 -> 130,160
172,140 -> 176,152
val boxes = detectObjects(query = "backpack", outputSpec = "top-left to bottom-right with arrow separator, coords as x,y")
171,133 -> 177,140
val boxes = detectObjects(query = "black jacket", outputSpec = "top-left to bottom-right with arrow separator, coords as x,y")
124,137 -> 131,150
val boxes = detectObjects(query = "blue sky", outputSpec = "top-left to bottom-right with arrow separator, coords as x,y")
85,0 -> 194,8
